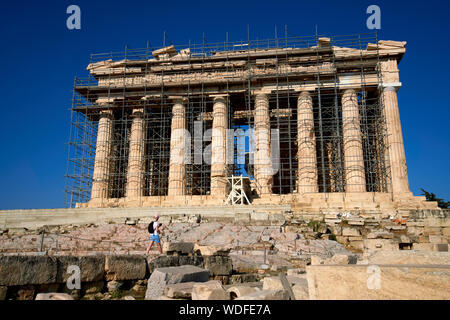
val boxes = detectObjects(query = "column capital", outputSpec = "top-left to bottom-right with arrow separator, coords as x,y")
251,88 -> 272,96
131,108 -> 144,117
168,96 -> 188,104
379,82 -> 402,92
99,109 -> 113,119
210,94 -> 229,104
298,90 -> 312,98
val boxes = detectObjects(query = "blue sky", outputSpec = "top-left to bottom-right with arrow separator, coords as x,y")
0,0 -> 449,209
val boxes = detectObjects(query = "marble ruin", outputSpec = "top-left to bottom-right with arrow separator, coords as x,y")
66,34 -> 437,213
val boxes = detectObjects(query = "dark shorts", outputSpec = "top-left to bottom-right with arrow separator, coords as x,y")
150,234 -> 160,243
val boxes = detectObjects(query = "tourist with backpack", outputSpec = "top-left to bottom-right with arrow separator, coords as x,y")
146,214 -> 163,254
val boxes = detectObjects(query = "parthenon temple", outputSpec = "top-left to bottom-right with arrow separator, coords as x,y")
66,33 -> 437,212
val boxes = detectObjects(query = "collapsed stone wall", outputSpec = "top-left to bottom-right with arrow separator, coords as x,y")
0,246 -> 234,300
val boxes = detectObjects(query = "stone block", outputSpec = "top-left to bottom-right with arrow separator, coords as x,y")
348,240 -> 364,251
262,275 -> 307,291
366,231 -> 393,239
164,281 -> 196,299
147,255 -> 183,273
442,227 -> 450,237
310,256 -> 324,265
307,264 -> 450,299
191,280 -> 229,300
250,212 -> 269,222
145,265 -> 209,300
429,235 -> 448,244
364,250 -> 450,265
203,255 -> 233,276
35,293 -> 74,300
163,242 -> 194,255
234,212 -> 250,224
105,255 -> 146,281
424,226 -> 442,236
412,243 -> 434,251
194,244 -> 230,256
235,289 -> 289,300
292,283 -> 309,300
342,227 -> 360,237
363,239 -> 398,251
324,253 -> 357,265
0,255 -> 57,286
57,255 -> 105,283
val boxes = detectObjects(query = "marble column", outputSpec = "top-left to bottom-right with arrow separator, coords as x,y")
91,110 -> 114,200
210,95 -> 228,198
341,89 -> 366,192
168,98 -> 187,196
297,91 -> 318,193
379,59 -> 410,194
254,92 -> 273,195
382,86 -> 410,194
125,108 -> 145,198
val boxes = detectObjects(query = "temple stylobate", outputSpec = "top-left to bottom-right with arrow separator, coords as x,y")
66,33 -> 436,212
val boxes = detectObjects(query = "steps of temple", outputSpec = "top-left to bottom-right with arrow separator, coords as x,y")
0,204 -> 291,230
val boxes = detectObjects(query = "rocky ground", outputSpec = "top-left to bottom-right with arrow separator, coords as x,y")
0,221 -> 357,272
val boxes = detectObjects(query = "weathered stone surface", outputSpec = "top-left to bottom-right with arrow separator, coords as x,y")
262,275 -> 307,291
292,283 -> 309,300
235,289 -> 289,300
287,268 -> 306,276
83,281 -> 104,294
164,282 -> 195,299
163,242 -> 194,255
310,256 -> 324,265
0,255 -> 57,286
57,255 -> 105,283
364,239 -> 398,251
342,227 -> 360,237
364,250 -> 450,265
0,286 -> 7,300
107,280 -> 123,292
203,255 -> 233,276
194,244 -> 230,256
191,280 -> 229,300
307,264 -> 450,299
324,253 -> 357,265
105,254 -> 146,281
227,285 -> 260,299
35,293 -> 74,300
145,265 -> 209,300
229,274 -> 259,284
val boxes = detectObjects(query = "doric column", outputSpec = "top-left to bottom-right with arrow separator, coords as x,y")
168,98 -> 187,196
210,95 -> 228,198
341,89 -> 366,192
125,108 -> 145,198
91,110 -> 114,200
253,92 -> 273,195
297,91 -> 318,193
380,59 -> 410,194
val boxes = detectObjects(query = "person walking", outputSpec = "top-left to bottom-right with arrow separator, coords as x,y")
146,214 -> 162,254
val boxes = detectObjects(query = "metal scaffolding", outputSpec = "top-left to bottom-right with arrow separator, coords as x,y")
64,31 -> 392,207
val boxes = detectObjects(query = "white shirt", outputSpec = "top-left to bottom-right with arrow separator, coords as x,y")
153,221 -> 159,235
